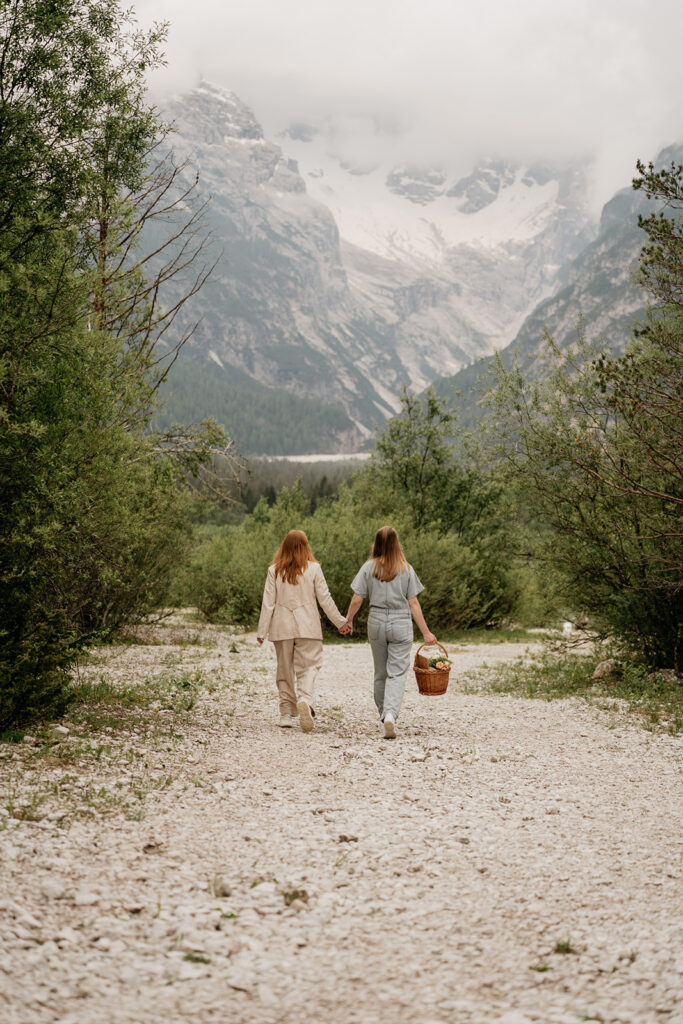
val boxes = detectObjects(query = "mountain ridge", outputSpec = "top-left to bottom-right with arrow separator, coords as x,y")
430,142 -> 683,425
156,82 -> 599,453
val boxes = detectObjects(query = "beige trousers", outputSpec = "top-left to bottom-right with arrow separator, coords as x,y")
272,638 -> 323,716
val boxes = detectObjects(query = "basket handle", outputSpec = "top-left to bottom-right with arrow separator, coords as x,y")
413,640 -> 449,668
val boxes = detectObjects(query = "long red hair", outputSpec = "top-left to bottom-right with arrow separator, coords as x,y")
371,525 -> 408,581
273,530 -> 316,584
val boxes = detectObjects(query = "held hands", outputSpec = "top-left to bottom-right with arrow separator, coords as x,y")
339,620 -> 353,636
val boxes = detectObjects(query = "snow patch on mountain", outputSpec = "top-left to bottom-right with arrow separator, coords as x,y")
157,83 -> 598,450
278,126 -> 590,270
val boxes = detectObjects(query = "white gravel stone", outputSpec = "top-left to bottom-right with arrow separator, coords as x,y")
213,875 -> 232,897
257,982 -> 279,1007
0,623 -> 681,1024
55,926 -> 81,946
40,880 -> 66,900
73,889 -> 99,907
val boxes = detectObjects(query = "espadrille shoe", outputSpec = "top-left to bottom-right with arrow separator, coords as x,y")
383,713 -> 396,739
278,715 -> 296,728
297,699 -> 315,733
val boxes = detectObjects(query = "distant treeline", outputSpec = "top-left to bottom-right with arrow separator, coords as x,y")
207,456 -> 366,519
157,358 -> 357,456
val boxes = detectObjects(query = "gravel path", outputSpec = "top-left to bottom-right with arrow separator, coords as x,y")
1,621 -> 681,1024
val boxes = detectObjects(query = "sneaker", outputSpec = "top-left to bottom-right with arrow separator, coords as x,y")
297,699 -> 315,733
278,715 -> 296,728
383,713 -> 397,739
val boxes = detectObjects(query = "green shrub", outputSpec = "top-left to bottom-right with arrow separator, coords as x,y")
405,528 -> 513,631
0,612 -> 75,730
506,560 -> 565,628
175,393 -> 518,635
178,482 -> 516,634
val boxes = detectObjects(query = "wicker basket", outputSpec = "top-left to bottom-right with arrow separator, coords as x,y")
413,642 -> 451,696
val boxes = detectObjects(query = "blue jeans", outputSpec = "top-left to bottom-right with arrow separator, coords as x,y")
367,611 -> 414,721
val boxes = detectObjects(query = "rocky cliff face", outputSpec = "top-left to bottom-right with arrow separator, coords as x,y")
159,84 -> 381,449
431,142 -> 683,425
158,82 -> 597,452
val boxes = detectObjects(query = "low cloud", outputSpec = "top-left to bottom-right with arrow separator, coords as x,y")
135,0 -> 683,203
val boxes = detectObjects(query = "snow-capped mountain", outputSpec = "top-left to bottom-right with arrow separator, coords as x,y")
431,141 -> 683,426
158,83 -> 597,453
279,123 -> 592,269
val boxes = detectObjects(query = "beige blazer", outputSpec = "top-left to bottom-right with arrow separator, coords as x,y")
257,561 -> 346,641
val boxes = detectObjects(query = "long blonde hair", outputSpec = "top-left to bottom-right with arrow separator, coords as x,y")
273,530 -> 315,584
371,526 -> 408,582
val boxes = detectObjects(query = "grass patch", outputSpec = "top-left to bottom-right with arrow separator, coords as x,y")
0,729 -> 25,744
3,761 -> 178,824
479,653 -> 682,733
553,939 -> 578,955
283,887 -> 309,906
67,670 -> 211,733
5,780 -> 49,821
322,627 -> 545,646
440,627 -> 549,645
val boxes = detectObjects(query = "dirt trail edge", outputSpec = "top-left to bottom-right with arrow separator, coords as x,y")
1,618 -> 681,1024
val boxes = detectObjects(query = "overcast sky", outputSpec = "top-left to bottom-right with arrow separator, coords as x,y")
134,0 -> 682,203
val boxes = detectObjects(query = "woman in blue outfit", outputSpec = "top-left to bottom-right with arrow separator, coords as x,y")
344,526 -> 437,739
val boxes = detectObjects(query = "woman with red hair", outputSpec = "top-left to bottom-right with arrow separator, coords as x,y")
257,530 -> 349,731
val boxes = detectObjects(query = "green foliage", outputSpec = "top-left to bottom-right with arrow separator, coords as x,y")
175,481 -> 315,625
506,560 -> 564,628
481,653 -> 682,733
196,455 -> 361,525
0,613 -> 76,730
177,398 -> 517,635
0,2 -> 223,728
489,160 -> 683,669
404,526 -> 513,630
173,488 -> 361,629
352,388 -> 515,628
553,941 -> 578,955
367,388 -> 456,529
633,159 -> 683,308
69,669 -> 208,722
359,387 -> 510,544
157,360 -> 356,455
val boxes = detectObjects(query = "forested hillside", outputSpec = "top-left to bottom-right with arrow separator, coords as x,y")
157,360 -> 358,455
